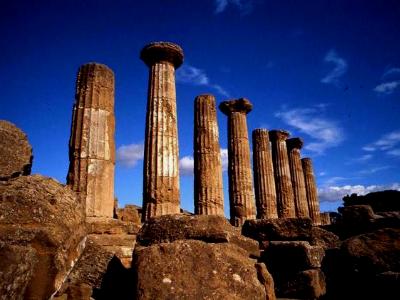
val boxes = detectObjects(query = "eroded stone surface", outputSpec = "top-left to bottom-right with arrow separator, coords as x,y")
0,175 -> 86,299
302,158 -> 321,225
194,94 -> 224,216
219,98 -> 256,226
252,129 -> 278,219
137,214 -> 259,257
133,240 -> 269,299
269,130 -> 296,218
287,138 -> 309,218
141,42 -> 183,221
0,120 -> 32,181
67,63 -> 115,218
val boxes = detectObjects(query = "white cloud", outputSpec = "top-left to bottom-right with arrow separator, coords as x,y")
179,155 -> 194,176
176,64 -> 230,97
373,80 -> 400,95
388,148 -> 400,157
349,154 -> 373,163
179,148 -> 229,176
363,130 -> 400,153
357,166 -> 391,176
116,143 -> 144,167
318,183 -> 400,203
321,49 -> 348,86
214,0 -> 254,15
382,67 -> 400,78
275,106 -> 344,154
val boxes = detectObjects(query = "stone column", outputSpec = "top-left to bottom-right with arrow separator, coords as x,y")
194,94 -> 224,215
302,158 -> 322,225
287,138 -> 309,218
320,212 -> 331,225
252,129 -> 278,219
140,42 -> 184,221
67,63 -> 115,218
219,98 -> 255,226
269,130 -> 296,218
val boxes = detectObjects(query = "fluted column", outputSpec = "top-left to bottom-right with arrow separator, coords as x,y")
219,98 -> 255,226
302,158 -> 321,225
67,63 -> 115,218
287,138 -> 309,218
320,212 -> 331,225
194,94 -> 224,215
269,130 -> 296,218
140,42 -> 184,221
252,129 -> 278,219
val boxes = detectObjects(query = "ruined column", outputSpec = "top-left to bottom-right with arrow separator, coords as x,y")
320,212 -> 331,225
140,42 -> 184,221
287,138 -> 309,218
67,63 -> 115,218
302,158 -> 322,225
269,130 -> 296,218
219,98 -> 256,226
252,129 -> 278,219
194,94 -> 224,215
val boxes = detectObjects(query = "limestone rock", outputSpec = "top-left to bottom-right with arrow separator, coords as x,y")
262,241 -> 325,274
137,214 -> 260,257
0,243 -> 38,300
340,228 -> 400,274
276,269 -> 326,300
133,240 -> 269,299
309,227 -> 341,250
0,175 -> 86,299
242,218 -> 313,242
115,204 -> 141,224
0,120 -> 32,181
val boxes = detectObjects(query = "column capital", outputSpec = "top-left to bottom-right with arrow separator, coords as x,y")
287,137 -> 304,150
219,98 -> 253,115
140,41 -> 184,69
269,129 -> 290,142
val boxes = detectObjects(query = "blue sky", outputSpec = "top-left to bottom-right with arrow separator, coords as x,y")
1,0 -> 399,214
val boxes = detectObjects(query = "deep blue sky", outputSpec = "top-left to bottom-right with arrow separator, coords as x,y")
1,0 -> 399,214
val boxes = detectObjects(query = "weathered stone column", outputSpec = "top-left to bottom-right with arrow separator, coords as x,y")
320,212 -> 331,225
302,158 -> 322,225
287,138 -> 309,218
219,98 -> 255,226
252,129 -> 278,219
269,130 -> 296,218
67,63 -> 115,218
194,94 -> 224,215
140,42 -> 183,221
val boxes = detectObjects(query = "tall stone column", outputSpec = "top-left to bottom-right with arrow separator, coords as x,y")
194,94 -> 224,215
287,138 -> 309,218
67,63 -> 115,218
302,158 -> 322,225
269,130 -> 296,218
140,42 -> 184,221
252,129 -> 278,219
219,98 -> 255,226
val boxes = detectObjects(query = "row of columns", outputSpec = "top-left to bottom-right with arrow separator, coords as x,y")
67,41 -> 322,226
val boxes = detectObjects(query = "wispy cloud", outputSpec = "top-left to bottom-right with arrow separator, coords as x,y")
318,183 -> 400,203
388,148 -> 400,157
275,105 -> 344,154
383,67 -> 400,78
321,49 -> 348,86
116,143 -> 144,167
179,148 -> 229,176
373,80 -> 400,95
214,0 -> 254,15
347,154 -> 373,164
176,64 -> 230,97
357,166 -> 392,176
363,130 -> 400,153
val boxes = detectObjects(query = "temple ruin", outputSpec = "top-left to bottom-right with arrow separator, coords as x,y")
219,98 -> 256,226
287,137 -> 310,218
302,157 -> 322,225
140,42 -> 183,221
67,63 -> 115,218
252,128 -> 278,219
269,130 -> 296,218
194,94 -> 224,215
